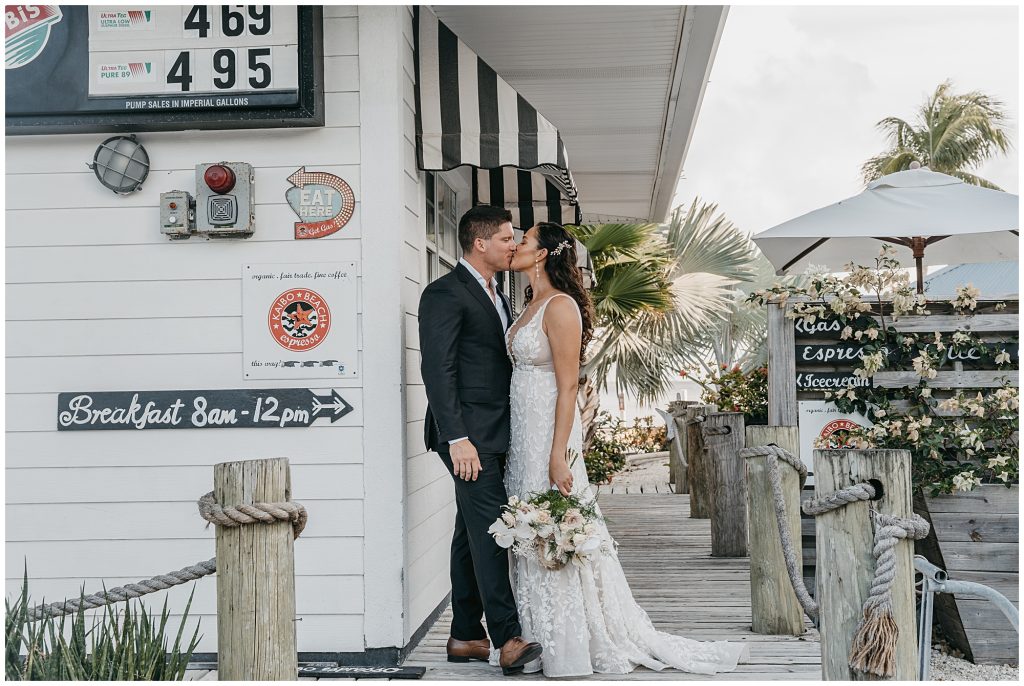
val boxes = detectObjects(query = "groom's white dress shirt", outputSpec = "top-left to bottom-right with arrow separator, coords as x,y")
459,257 -> 509,330
449,258 -> 509,447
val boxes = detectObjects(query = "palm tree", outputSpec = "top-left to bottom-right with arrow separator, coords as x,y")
569,199 -> 757,448
861,80 -> 1011,189
675,247 -> 806,379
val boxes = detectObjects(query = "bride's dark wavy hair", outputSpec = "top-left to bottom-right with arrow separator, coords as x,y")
524,222 -> 595,365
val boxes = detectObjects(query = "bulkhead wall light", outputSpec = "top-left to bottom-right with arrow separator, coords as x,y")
88,134 -> 150,194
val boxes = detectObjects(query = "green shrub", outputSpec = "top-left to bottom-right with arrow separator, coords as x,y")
585,412 -> 630,484
5,571 -> 201,681
621,415 -> 669,453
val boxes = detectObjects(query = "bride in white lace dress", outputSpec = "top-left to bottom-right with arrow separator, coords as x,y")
498,222 -> 749,678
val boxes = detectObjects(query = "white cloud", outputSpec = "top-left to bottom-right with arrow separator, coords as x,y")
674,6 -> 1019,236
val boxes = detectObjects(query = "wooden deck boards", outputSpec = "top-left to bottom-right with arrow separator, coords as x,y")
403,493 -> 821,680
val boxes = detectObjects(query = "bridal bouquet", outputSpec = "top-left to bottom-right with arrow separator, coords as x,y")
488,488 -> 611,571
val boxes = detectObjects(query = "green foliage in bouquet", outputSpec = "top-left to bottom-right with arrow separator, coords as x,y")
523,488 -> 602,524
6,570 -> 201,681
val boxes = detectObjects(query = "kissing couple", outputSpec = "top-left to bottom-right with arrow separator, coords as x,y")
419,205 -> 748,677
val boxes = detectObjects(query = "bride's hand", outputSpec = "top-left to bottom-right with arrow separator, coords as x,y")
549,454 -> 574,496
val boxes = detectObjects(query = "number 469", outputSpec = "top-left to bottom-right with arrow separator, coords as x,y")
184,5 -> 271,38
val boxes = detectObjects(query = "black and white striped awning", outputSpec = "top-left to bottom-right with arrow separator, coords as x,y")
414,6 -> 582,224
474,168 -> 582,229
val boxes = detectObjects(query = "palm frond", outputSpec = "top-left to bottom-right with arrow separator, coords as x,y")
665,201 -> 756,282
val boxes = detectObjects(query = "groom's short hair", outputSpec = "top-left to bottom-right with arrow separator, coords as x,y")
459,205 -> 513,252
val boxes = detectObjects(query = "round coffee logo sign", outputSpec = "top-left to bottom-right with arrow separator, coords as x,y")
268,288 -> 331,351
818,418 -> 862,450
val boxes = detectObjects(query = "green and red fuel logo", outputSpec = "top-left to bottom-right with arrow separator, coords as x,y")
96,9 -> 154,31
5,5 -> 62,69
97,60 -> 154,83
268,289 -> 332,351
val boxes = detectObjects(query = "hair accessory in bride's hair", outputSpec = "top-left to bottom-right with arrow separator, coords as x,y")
549,240 -> 572,257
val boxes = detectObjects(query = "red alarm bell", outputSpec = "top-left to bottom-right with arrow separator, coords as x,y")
203,164 -> 236,194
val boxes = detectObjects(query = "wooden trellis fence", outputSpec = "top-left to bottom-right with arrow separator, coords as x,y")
766,298 -> 1019,665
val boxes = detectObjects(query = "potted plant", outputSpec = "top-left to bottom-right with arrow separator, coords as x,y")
687,364 -> 769,426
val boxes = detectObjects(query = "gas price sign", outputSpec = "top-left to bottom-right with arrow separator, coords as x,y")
6,5 -> 323,134
88,6 -> 297,99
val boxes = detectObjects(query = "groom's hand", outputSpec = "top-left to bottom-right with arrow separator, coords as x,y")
451,440 -> 483,481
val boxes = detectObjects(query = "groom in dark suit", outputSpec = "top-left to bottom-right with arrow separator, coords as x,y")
418,205 -> 542,676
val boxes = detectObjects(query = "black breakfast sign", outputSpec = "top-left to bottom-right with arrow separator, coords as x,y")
57,388 -> 353,431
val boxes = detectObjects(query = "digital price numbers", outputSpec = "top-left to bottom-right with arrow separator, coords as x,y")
88,5 -> 298,98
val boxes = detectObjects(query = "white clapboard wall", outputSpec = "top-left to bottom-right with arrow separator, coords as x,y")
398,5 -> 459,645
5,6 -> 456,657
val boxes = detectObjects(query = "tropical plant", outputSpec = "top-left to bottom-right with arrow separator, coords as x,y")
583,412 -> 631,484
6,571 -> 201,681
749,250 -> 1019,495
569,199 -> 756,430
861,80 -> 1012,189
691,364 -> 769,425
674,245 -> 808,380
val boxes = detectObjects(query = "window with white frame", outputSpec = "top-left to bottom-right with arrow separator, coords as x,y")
425,172 -> 460,283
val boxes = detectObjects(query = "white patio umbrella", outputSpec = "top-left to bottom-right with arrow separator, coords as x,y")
753,167 -> 1019,292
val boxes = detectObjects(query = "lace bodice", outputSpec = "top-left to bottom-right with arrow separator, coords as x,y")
506,293 -> 582,372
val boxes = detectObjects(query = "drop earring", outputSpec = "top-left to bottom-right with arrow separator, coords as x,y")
535,261 -> 540,280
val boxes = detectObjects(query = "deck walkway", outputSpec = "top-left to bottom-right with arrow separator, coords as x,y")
403,492 -> 821,680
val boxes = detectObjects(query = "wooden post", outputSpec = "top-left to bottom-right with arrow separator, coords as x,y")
215,458 -> 298,681
744,425 -> 805,635
814,449 -> 917,680
707,412 -> 747,557
685,404 -> 713,518
767,302 -> 797,426
667,400 -> 695,494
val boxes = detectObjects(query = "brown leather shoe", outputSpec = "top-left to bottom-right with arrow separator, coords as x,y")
446,636 -> 491,663
499,636 -> 542,676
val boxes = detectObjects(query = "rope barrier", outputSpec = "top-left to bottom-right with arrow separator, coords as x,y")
740,444 -> 929,678
25,492 -> 306,621
739,445 -> 818,619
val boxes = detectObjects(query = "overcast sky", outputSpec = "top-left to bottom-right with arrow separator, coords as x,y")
673,5 -> 1019,239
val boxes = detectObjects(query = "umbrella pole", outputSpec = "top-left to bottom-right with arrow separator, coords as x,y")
912,236 -> 926,294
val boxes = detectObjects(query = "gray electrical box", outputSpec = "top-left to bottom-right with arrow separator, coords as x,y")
159,190 -> 194,239
195,162 -> 255,238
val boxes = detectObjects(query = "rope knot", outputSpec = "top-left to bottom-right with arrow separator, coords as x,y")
197,491 -> 307,540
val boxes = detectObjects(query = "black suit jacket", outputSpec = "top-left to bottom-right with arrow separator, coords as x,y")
418,263 -> 513,454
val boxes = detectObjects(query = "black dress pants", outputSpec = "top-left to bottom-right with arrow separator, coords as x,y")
438,449 -> 521,648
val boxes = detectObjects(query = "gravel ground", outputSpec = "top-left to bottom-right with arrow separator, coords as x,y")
610,456 -> 1020,681
929,650 -> 1019,680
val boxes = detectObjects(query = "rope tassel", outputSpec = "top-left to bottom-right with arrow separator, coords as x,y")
847,512 -> 930,677
848,603 -> 900,677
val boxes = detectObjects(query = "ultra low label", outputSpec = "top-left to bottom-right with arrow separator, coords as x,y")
57,388 -> 353,431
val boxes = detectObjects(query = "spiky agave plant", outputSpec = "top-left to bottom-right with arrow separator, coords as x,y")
5,569 -> 201,681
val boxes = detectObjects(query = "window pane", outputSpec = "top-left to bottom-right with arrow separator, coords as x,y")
425,173 -> 436,245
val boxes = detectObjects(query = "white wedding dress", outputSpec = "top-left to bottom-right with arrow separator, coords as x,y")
497,293 -> 749,677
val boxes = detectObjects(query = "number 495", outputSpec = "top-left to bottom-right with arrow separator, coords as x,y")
167,48 -> 273,91
184,5 -> 271,37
